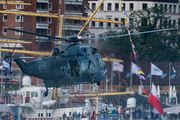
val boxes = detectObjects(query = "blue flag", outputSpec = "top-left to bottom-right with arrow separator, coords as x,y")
170,74 -> 177,79
160,74 -> 167,79
3,59 -> 10,70
125,73 -> 131,78
146,74 -> 151,78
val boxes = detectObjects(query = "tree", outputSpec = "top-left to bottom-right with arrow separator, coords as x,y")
98,6 -> 180,62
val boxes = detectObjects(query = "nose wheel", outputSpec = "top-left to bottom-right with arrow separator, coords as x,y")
97,81 -> 101,86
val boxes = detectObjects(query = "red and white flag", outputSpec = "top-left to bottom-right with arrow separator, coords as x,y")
148,83 -> 164,115
140,81 -> 148,95
113,62 -> 124,72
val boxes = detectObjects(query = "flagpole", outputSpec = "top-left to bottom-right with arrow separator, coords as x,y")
1,69 -> 3,97
111,62 -> 113,93
130,69 -> 132,91
169,62 -> 171,105
149,62 -> 152,120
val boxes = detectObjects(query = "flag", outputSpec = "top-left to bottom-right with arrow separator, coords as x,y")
3,59 -> 11,70
170,74 -> 177,79
92,111 -> 95,120
146,74 -> 151,78
131,62 -> 139,75
112,62 -> 123,72
171,65 -> 177,74
151,63 -> 163,76
123,11 -> 128,17
139,75 -> 146,80
125,73 -> 131,78
148,83 -> 164,115
139,70 -> 145,75
160,74 -> 167,79
140,81 -> 148,95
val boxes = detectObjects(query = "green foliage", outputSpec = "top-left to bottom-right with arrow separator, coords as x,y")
98,6 -> 179,62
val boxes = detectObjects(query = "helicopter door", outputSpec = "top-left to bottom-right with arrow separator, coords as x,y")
69,60 -> 79,77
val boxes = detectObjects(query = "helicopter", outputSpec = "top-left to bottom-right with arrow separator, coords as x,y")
4,28 -> 174,96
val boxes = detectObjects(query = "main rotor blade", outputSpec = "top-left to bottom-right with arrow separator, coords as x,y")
85,28 -> 174,40
7,28 -> 69,41
0,37 -> 59,42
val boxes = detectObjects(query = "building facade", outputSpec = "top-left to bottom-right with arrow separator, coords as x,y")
87,0 -> 180,38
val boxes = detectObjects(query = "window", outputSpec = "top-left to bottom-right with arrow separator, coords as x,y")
16,5 -> 24,9
160,19 -> 162,28
16,15 -> 23,22
38,113 -> 40,117
121,18 -> 125,26
173,20 -> 176,27
41,113 -> 43,117
169,20 -> 172,26
141,19 -> 147,26
3,5 -> 7,9
48,3 -> 52,11
92,3 -> 96,10
92,21 -> 95,27
15,27 -> 23,35
178,19 -> 180,29
81,62 -> 85,70
173,5 -> 176,13
49,113 -> 51,117
47,29 -> 51,36
2,27 -> 7,35
179,5 -> 180,13
108,3 -> 111,11
115,3 -> 119,11
142,3 -> 147,10
155,4 -> 158,8
35,92 -> 38,97
129,18 -> 133,26
164,19 -> 167,28
31,92 -> 34,97
48,17 -> 52,24
169,5 -> 172,13
114,18 -> 119,27
130,3 -> 133,11
99,22 -> 103,27
164,5 -> 167,12
160,4 -> 163,12
121,3 -> 125,11
3,14 -> 7,22
100,3 -> 103,10
107,18 -> 111,27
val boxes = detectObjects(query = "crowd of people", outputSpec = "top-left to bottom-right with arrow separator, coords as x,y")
1,112 -> 26,120
62,111 -> 87,120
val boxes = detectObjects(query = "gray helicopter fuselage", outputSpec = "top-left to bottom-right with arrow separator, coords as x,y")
14,43 -> 106,88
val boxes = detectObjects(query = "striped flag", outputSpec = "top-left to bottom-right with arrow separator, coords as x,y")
140,81 -> 148,95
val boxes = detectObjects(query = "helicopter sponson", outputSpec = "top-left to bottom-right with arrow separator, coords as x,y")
14,43 -> 106,88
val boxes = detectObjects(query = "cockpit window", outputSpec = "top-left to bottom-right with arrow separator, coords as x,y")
90,62 -> 94,68
81,62 -> 85,70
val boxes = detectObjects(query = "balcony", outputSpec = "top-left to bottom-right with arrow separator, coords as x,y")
64,10 -> 83,16
63,23 -> 82,31
64,0 -> 83,5
36,8 -> 49,13
36,22 -> 49,29
37,0 -> 49,3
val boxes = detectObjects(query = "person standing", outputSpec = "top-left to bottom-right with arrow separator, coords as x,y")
10,114 -> 14,120
14,114 -> 18,120
63,112 -> 66,120
141,109 -> 145,119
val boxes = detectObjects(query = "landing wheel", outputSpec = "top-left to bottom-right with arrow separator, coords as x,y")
44,88 -> 49,97
97,81 -> 101,86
